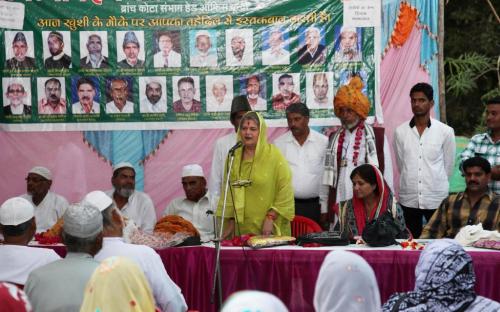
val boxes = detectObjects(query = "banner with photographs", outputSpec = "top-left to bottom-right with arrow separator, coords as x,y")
0,0 -> 379,131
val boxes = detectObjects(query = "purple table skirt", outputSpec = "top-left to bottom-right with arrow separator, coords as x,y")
36,244 -> 499,312
157,246 -> 499,312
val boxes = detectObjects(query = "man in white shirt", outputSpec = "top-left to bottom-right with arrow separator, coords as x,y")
88,191 -> 187,312
226,31 -> 253,67
0,197 -> 60,286
190,30 -> 217,67
245,75 -> 267,111
25,203 -> 104,312
153,31 -> 181,68
105,78 -> 134,113
72,77 -> 100,114
163,164 -> 216,242
323,77 -> 393,223
106,162 -> 157,233
21,166 -> 69,233
274,103 -> 328,225
262,28 -> 290,66
140,79 -> 167,113
208,96 -> 252,197
394,82 -> 456,238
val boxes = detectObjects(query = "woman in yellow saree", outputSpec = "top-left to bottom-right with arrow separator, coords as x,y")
217,112 -> 294,238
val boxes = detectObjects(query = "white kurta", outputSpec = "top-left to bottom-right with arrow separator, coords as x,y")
95,237 -> 187,312
0,244 -> 60,285
105,190 -> 157,233
274,130 -> 329,213
208,132 -> 237,197
21,191 -> 69,233
162,192 -> 216,242
335,127 -> 394,203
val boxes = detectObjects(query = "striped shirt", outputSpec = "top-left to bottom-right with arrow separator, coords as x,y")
420,191 -> 500,239
460,132 -> 500,194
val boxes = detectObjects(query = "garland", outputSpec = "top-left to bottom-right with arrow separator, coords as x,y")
337,121 -> 365,167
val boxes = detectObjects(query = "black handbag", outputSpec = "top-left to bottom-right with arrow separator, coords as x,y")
361,211 -> 401,247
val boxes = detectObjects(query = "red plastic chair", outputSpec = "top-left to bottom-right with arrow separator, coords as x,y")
291,215 -> 322,238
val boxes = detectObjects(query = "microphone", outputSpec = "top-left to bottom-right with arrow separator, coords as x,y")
228,141 -> 243,155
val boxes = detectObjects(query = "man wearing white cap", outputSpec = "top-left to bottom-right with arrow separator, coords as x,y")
0,197 -> 60,286
25,203 -> 103,312
89,190 -> 188,312
21,166 -> 69,233
163,164 -> 216,242
105,162 -> 157,233
334,26 -> 362,62
190,30 -> 217,67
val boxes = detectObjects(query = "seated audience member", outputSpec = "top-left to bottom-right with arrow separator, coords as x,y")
382,239 -> 500,312
92,191 -> 187,312
80,257 -> 156,312
0,282 -> 33,312
217,112 -> 295,238
25,203 -> 103,312
221,290 -> 289,312
314,250 -> 381,312
0,197 -> 60,286
21,166 -> 68,232
106,162 -> 157,233
421,156 -> 500,238
163,164 -> 216,243
208,95 -> 252,198
339,164 -> 407,238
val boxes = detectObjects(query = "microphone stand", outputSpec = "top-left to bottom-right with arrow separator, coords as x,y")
210,148 -> 237,307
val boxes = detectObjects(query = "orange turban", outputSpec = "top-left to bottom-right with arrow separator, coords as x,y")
333,76 -> 371,119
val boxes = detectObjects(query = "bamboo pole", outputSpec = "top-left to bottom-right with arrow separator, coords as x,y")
439,0 -> 446,122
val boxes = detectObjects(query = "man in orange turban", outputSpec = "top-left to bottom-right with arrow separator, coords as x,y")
321,77 -> 393,227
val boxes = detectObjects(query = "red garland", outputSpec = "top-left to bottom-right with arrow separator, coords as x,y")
337,122 -> 365,167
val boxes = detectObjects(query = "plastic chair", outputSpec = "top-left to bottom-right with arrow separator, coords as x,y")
291,215 -> 322,238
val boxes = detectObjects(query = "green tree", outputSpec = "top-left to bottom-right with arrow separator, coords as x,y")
444,0 -> 500,136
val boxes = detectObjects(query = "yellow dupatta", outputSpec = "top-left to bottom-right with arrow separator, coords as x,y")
217,112 -> 295,235
80,256 -> 156,312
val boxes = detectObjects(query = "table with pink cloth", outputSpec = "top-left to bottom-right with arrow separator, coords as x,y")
34,243 -> 499,312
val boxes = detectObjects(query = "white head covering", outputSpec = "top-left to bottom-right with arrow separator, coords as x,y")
83,190 -> 113,212
113,162 -> 135,173
314,250 -> 381,312
28,166 -> 52,180
340,26 -> 357,34
182,164 -> 204,178
221,290 -> 288,312
195,30 -> 211,39
63,203 -> 103,238
0,197 -> 34,226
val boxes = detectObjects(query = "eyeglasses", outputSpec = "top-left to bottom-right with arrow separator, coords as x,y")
8,89 -> 24,94
231,179 -> 252,188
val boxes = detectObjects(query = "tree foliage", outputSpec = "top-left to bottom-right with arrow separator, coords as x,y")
444,0 -> 500,136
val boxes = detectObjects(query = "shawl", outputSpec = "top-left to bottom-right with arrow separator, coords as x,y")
217,112 -> 294,236
80,256 -> 156,312
221,290 -> 289,312
382,239 -> 500,312
314,250 -> 381,312
323,121 -> 379,188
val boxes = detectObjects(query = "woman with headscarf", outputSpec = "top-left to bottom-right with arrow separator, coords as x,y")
221,290 -> 289,312
80,256 -> 158,312
382,239 -> 500,312
217,112 -> 294,238
339,164 -> 406,238
314,250 -> 381,312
